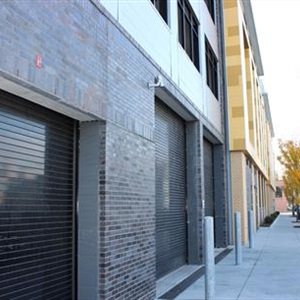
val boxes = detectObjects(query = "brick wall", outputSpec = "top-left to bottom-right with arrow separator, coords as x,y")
0,0 -> 155,140
0,0 -> 229,299
99,122 -> 156,299
1,1 -> 157,298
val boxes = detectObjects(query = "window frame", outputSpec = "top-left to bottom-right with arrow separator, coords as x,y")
151,0 -> 168,24
205,37 -> 219,99
275,186 -> 283,198
204,0 -> 215,23
178,0 -> 200,71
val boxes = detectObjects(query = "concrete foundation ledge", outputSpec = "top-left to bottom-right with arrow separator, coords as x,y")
156,247 -> 233,300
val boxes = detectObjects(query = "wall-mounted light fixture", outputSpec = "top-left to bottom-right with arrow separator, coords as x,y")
148,75 -> 165,89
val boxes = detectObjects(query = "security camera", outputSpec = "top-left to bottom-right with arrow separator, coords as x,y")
154,75 -> 164,87
148,75 -> 165,89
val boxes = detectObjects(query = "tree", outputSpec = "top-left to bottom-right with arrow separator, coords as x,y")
278,140 -> 300,215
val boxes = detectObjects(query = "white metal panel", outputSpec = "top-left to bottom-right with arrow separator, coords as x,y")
199,1 -> 221,130
100,0 -> 118,19
200,0 -> 219,58
205,86 -> 222,132
118,0 -> 172,76
189,0 -> 201,23
101,0 -> 222,131
178,46 -> 204,111
169,0 -> 180,82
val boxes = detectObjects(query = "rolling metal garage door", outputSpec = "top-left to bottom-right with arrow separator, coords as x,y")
203,139 -> 214,217
0,90 -> 76,299
155,100 -> 187,279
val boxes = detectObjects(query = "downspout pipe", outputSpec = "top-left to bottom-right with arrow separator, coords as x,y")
219,0 -> 233,245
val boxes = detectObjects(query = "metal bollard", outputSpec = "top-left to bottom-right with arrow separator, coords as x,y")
235,212 -> 242,265
204,216 -> 215,300
248,210 -> 254,249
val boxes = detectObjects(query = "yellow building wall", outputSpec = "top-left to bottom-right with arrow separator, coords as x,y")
245,49 -> 255,148
224,0 -> 271,179
224,0 -> 276,241
224,0 -> 247,151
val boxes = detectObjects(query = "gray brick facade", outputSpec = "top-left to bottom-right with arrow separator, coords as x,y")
99,122 -> 156,299
0,0 -> 230,299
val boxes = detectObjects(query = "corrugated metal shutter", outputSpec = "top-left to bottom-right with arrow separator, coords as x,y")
0,90 -> 76,299
203,139 -> 214,217
155,100 -> 187,279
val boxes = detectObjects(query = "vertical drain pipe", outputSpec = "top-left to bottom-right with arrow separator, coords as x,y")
219,0 -> 234,245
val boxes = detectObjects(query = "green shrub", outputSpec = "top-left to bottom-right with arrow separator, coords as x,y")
264,216 -> 272,224
264,211 -> 279,225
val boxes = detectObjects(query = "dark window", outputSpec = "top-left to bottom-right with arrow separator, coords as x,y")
205,37 -> 218,98
178,0 -> 199,70
151,0 -> 168,23
204,0 -> 215,22
276,186 -> 283,198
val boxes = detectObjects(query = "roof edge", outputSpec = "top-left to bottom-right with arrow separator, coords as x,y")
240,0 -> 264,76
263,93 -> 275,137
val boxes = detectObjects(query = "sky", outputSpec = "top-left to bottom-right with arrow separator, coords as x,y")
251,0 -> 300,175
251,0 -> 300,141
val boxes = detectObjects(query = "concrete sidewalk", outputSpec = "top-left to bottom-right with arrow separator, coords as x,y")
174,212 -> 300,300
